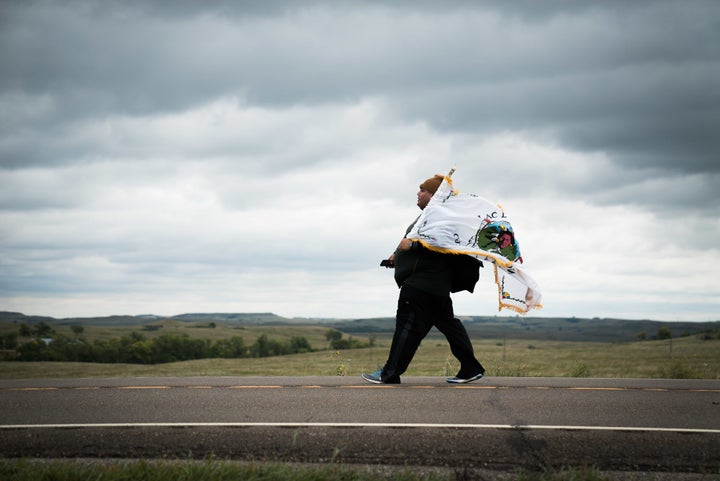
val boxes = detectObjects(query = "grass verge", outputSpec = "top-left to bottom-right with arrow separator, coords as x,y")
1,458 -> 679,481
1,334 -> 718,379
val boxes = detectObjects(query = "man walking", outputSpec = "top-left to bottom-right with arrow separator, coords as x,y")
362,174 -> 485,384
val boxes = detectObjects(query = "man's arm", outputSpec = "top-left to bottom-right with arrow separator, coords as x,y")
381,238 -> 416,268
396,238 -> 414,251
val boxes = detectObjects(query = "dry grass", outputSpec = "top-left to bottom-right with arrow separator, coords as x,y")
0,320 -> 334,346
1,332 -> 718,380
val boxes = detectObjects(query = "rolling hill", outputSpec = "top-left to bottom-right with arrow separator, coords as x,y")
1,311 -> 718,343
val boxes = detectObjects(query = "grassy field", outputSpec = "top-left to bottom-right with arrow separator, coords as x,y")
1,329 -> 718,380
0,319 -> 336,346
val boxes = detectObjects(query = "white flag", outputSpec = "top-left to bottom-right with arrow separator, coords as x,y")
407,175 -> 542,314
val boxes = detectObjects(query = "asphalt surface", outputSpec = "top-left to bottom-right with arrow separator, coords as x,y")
1,376 -> 719,474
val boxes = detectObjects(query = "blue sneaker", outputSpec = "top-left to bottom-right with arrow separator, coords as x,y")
361,369 -> 400,384
446,371 -> 484,384
361,369 -> 384,384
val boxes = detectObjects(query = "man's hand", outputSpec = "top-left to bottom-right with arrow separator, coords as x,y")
380,254 -> 395,268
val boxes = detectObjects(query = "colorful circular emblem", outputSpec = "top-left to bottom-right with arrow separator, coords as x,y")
475,221 -> 521,262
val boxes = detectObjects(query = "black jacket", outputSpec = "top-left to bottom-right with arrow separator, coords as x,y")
394,242 -> 482,296
449,254 -> 483,293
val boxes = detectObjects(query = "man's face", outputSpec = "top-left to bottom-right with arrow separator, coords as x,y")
498,232 -> 512,249
417,188 -> 434,210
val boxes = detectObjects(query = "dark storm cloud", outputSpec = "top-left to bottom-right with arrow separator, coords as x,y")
2,0 -> 718,176
1,0 -> 718,210
397,62 -> 720,174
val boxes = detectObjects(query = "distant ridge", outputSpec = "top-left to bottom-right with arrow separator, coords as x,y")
0,311 -> 305,327
1,311 -> 717,343
322,315 -> 720,342
172,313 -> 285,324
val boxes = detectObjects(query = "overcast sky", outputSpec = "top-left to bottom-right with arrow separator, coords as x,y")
1,0 -> 718,322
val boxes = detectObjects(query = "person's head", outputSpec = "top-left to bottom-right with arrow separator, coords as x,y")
417,174 -> 444,209
497,231 -> 513,249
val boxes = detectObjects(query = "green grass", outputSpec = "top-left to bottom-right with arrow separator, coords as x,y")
1,332 -> 718,379
0,458 -> 452,481
0,458 -> 658,481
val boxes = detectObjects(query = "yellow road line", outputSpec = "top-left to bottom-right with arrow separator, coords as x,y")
567,387 -> 626,391
6,387 -> 58,391
228,385 -> 282,389
117,386 -> 171,390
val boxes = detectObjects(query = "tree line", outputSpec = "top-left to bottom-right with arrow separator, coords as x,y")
7,331 -> 314,364
0,324 -> 375,364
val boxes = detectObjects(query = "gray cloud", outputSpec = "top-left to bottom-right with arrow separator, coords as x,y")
2,1 -> 718,180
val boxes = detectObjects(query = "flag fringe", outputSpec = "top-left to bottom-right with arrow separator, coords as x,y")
413,239 -> 516,269
493,265 -> 543,313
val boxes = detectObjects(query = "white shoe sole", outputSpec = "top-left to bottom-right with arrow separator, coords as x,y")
446,373 -> 484,384
361,373 -> 383,384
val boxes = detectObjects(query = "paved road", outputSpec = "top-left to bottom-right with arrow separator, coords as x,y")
1,376 -> 719,473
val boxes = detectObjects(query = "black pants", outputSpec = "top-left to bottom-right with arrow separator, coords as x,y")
381,284 -> 484,382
